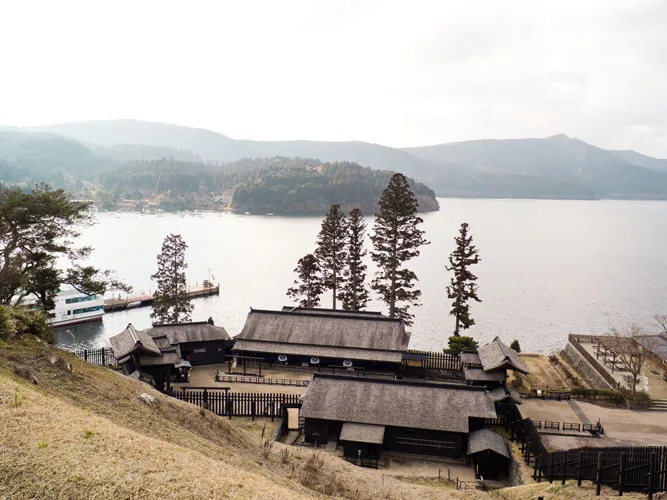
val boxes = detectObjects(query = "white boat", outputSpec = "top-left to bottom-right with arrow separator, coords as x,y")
46,287 -> 105,327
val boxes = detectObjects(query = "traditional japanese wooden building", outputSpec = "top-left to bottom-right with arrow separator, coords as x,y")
462,337 -> 529,387
233,307 -> 410,371
300,374 -> 498,461
109,321 -> 232,390
142,322 -> 232,366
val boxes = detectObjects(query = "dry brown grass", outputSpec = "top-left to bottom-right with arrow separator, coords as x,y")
509,354 -> 591,392
0,338 -> 471,499
2,338 -> 638,500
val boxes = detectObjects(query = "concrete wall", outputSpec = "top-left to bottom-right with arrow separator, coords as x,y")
561,342 -> 614,390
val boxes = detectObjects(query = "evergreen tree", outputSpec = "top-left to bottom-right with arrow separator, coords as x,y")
370,173 -> 429,325
286,253 -> 323,308
340,208 -> 369,310
446,222 -> 481,336
315,204 -> 347,309
150,234 -> 193,324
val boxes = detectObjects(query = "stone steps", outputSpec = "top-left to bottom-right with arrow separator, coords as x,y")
648,399 -> 667,411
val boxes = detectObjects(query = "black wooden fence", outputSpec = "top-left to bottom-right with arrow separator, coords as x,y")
72,347 -> 117,366
406,350 -> 462,372
512,417 -> 667,497
173,388 -> 301,418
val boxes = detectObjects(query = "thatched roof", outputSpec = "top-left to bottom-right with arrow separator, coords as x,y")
235,308 -> 409,361
460,352 -> 482,366
464,368 -> 507,382
281,306 -> 385,318
340,423 -> 386,444
109,323 -> 161,360
301,374 -> 497,434
139,346 -> 182,366
232,339 -> 402,363
467,429 -> 510,458
489,386 -> 522,404
144,322 -> 230,344
478,337 -> 528,374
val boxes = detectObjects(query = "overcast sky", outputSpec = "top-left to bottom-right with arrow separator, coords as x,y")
1,0 -> 666,156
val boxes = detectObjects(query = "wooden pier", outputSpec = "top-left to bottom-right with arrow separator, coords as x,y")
104,284 -> 219,312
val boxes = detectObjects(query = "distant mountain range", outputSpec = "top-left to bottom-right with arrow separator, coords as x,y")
2,119 -> 667,199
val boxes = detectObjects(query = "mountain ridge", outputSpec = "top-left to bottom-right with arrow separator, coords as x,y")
7,119 -> 667,199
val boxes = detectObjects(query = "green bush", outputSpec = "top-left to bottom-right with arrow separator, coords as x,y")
0,305 -> 53,343
445,336 -> 478,355
510,339 -> 521,353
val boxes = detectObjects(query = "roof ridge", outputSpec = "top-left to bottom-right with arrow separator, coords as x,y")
312,373 -> 488,391
249,308 -> 402,323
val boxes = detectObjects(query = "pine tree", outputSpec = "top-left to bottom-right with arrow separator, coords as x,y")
286,253 -> 323,308
314,204 -> 347,309
370,173 -> 428,325
340,208 -> 369,310
446,222 -> 481,336
150,233 -> 193,324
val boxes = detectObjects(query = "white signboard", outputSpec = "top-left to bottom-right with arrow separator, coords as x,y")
643,376 -> 649,392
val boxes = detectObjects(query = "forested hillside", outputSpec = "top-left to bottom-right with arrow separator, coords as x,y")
95,157 -> 439,213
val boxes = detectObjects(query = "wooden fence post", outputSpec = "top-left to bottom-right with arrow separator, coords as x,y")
251,401 -> 256,421
617,452 -> 625,496
595,452 -> 602,496
84,349 -> 88,362
549,454 -> 554,483
562,451 -> 567,485
101,348 -> 105,365
577,451 -> 583,487
647,452 -> 655,500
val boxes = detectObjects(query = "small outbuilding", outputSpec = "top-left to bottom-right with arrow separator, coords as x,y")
300,374 -> 498,463
464,337 -> 528,387
233,307 -> 410,372
467,428 -> 512,480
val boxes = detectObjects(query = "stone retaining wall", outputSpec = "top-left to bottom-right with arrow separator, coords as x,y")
561,342 -> 614,390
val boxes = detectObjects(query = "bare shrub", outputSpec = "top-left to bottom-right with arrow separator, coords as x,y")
301,452 -> 324,488
261,439 -> 273,459
279,447 -> 291,464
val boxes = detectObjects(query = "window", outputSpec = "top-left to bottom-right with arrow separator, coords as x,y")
65,295 -> 96,304
395,437 -> 456,449
72,305 -> 103,315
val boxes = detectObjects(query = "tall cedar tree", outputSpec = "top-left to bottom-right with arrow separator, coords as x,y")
287,253 -> 323,308
370,173 -> 428,325
315,204 -> 347,309
150,233 -> 193,324
446,222 -> 481,336
340,208 -> 370,310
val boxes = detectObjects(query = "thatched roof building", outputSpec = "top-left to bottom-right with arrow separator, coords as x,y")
301,374 -> 497,460
234,308 -> 409,366
477,337 -> 529,374
301,374 -> 496,434
110,323 -> 161,361
143,322 -> 230,344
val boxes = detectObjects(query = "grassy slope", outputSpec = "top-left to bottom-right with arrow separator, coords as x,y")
0,338 -> 643,499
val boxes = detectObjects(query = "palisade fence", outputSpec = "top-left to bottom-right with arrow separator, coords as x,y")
72,347 -> 117,366
510,415 -> 667,497
172,388 -> 301,419
406,349 -> 462,372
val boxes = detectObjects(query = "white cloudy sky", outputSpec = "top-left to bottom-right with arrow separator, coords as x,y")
1,0 -> 666,156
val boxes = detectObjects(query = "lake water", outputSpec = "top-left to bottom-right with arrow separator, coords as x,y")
54,198 -> 667,354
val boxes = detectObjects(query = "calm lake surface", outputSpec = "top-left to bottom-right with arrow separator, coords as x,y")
55,198 -> 667,354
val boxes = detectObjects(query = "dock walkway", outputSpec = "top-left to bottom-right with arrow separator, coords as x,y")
103,284 -> 219,312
